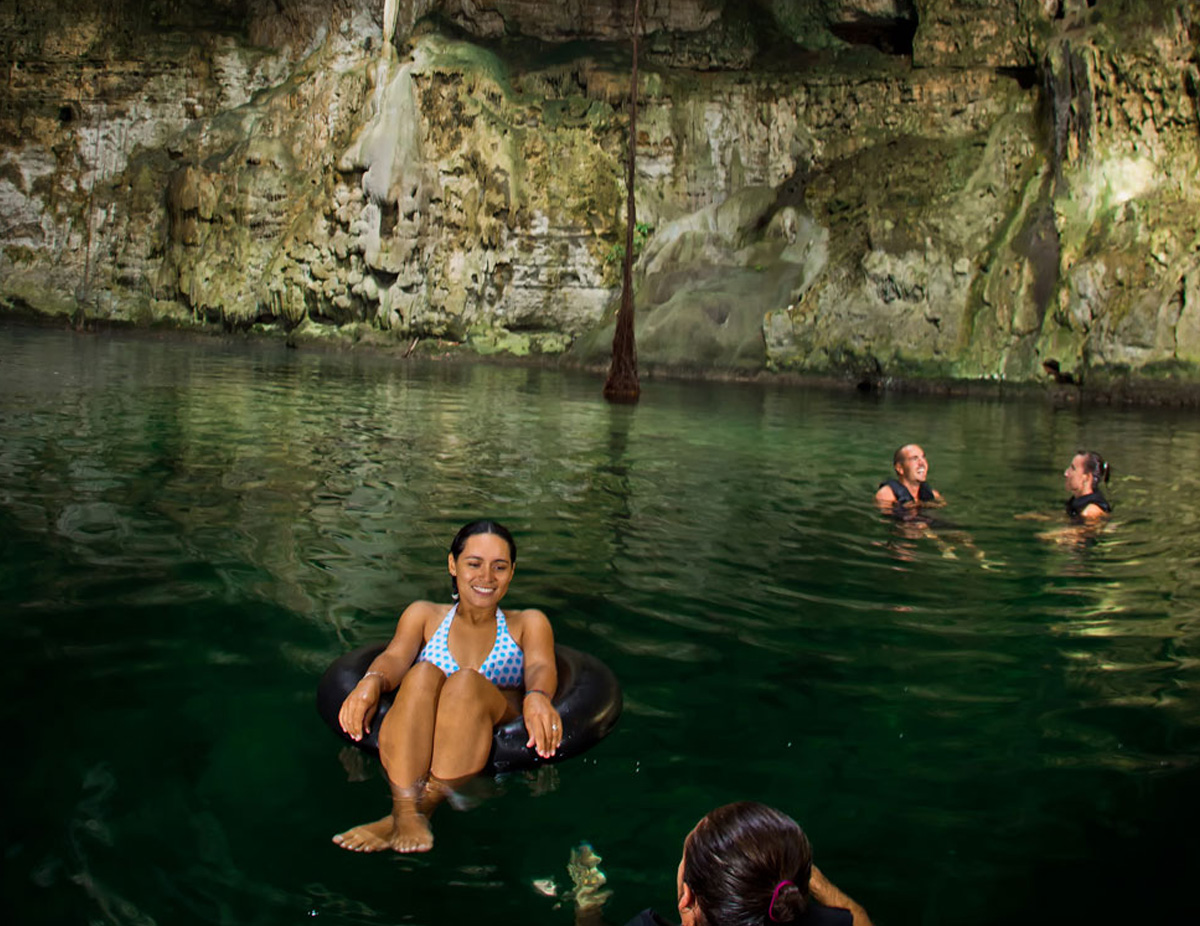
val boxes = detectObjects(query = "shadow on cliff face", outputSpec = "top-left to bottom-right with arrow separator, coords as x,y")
569,187 -> 827,373
1013,199 -> 1060,324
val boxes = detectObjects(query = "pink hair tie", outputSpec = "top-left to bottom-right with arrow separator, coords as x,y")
768,879 -> 794,922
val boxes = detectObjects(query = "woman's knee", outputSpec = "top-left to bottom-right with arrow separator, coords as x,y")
436,670 -> 503,724
398,660 -> 445,697
380,662 -> 444,731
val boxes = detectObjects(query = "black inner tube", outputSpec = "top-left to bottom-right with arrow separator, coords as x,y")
316,643 -> 622,773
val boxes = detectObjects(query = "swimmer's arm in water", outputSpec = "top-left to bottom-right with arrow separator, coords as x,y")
810,864 -> 873,926
337,601 -> 432,741
516,608 -> 562,758
1018,504 -> 1109,523
1036,520 -> 1109,545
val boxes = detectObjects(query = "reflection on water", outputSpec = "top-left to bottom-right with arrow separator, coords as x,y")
1,322 -> 1197,926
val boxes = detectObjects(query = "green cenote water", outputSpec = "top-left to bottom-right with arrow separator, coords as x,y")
1,322 -> 1197,926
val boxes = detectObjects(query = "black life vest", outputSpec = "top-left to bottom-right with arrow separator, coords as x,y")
1066,491 -> 1111,518
880,478 -> 935,505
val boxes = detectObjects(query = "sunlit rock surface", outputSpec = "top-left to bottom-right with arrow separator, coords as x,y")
2,0 -> 1199,390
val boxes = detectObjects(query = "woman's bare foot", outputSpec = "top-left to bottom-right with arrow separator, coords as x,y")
332,816 -> 394,852
332,808 -> 434,853
333,789 -> 435,853
388,805 -> 434,852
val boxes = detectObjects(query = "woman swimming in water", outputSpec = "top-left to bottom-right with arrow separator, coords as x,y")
1017,450 -> 1113,545
1064,450 -> 1112,520
333,519 -> 561,853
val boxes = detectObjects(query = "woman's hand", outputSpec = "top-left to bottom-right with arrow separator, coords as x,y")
337,603 -> 432,741
523,690 -> 563,758
338,674 -> 384,741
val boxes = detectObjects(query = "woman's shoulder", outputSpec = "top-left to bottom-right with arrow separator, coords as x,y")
804,902 -> 854,926
396,600 -> 452,632
503,606 -> 551,637
400,598 -> 452,616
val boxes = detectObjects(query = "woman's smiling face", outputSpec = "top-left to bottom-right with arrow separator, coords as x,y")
449,532 -> 514,607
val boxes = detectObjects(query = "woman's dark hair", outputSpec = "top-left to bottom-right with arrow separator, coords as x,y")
448,520 -> 516,599
1077,450 -> 1110,489
683,802 -> 813,926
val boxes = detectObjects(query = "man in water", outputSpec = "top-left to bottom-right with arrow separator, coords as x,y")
875,443 -> 944,512
873,443 -> 990,563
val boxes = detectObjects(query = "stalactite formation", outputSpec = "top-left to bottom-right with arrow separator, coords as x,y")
603,0 -> 642,403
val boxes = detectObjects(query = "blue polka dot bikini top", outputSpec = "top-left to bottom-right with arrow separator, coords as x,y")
415,603 -> 525,688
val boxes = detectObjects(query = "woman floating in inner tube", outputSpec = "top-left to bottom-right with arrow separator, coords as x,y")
333,519 -> 560,854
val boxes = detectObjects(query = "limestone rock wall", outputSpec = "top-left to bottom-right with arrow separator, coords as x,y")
436,0 -> 722,41
2,0 -> 1199,387
912,0 -> 1043,68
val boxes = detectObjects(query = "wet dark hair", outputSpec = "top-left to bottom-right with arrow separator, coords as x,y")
448,520 -> 516,599
1076,450 -> 1110,490
683,802 -> 813,926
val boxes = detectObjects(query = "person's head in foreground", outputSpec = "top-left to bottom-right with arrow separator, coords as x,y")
677,802 -> 861,926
